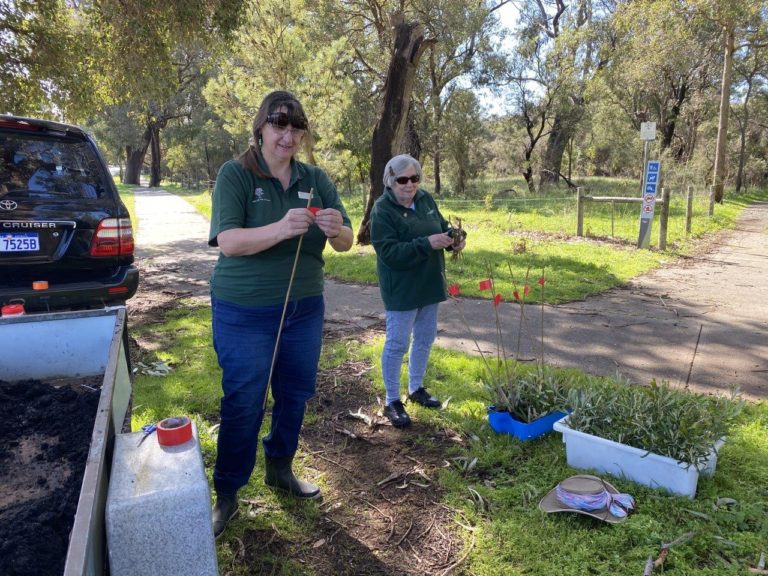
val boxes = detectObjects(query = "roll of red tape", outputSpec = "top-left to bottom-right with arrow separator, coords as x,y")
156,416 -> 193,446
1,303 -> 25,316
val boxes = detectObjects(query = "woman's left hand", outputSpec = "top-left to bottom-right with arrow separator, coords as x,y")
314,208 -> 344,238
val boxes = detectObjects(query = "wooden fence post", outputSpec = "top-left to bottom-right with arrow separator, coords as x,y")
708,185 -> 715,216
576,187 -> 584,237
685,185 -> 693,234
659,187 -> 670,251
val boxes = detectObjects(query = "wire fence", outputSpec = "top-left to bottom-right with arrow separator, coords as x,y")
403,188 -> 718,248
195,175 -> 721,249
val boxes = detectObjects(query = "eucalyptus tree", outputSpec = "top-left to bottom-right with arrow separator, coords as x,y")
494,3 -> 576,193
415,0 -> 508,195
0,0 -> 96,117
204,0 -> 355,172
510,1 -> 608,188
499,43 -> 565,193
312,0 -> 509,242
85,0 -> 246,185
98,46 -> 221,186
731,39 -> 768,193
164,113 -> 238,185
441,89 -> 488,195
598,1 -> 722,165
688,0 -> 768,202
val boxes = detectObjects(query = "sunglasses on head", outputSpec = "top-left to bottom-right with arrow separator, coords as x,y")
394,175 -> 420,185
266,111 -> 308,132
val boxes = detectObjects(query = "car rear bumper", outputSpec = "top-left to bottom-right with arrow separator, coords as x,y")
0,265 -> 139,312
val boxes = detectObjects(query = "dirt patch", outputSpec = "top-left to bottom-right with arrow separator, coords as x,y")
0,377 -> 101,576
128,259 -> 203,326
219,354 -> 471,575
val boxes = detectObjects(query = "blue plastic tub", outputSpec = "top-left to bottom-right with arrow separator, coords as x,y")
488,410 -> 567,441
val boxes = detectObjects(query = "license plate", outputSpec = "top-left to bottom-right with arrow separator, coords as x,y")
1,233 -> 40,252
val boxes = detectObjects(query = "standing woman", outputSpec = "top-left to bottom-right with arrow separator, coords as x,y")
208,90 -> 353,537
370,154 -> 465,428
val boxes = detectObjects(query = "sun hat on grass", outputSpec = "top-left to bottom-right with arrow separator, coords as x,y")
539,474 -> 635,524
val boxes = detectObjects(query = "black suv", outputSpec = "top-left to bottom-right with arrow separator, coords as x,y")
0,116 -> 138,312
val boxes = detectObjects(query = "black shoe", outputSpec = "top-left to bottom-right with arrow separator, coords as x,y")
212,492 -> 239,538
384,400 -> 411,427
265,455 -> 321,499
409,387 -> 441,408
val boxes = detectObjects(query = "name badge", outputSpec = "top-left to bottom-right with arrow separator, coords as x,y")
298,191 -> 313,200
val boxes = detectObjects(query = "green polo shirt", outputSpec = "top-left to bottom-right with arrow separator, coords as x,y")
371,188 -> 450,311
209,159 -> 351,306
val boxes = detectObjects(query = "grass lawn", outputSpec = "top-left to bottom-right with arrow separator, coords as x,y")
154,179 -> 767,303
131,304 -> 768,575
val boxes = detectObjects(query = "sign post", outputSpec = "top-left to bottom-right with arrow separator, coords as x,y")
638,160 -> 661,248
637,122 -> 658,249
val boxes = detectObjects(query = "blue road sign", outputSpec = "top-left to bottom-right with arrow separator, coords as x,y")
638,161 -> 661,248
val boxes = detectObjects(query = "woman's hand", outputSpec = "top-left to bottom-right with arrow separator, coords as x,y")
278,208 -> 314,240
314,208 -> 344,239
428,231 -> 453,250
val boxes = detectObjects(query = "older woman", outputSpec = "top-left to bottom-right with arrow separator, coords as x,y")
370,154 -> 465,427
208,90 -> 353,537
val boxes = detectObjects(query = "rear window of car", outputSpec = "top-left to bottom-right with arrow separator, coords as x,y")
0,134 -> 109,200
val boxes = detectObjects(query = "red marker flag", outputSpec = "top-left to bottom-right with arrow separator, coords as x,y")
478,278 -> 492,291
513,290 -> 520,301
523,284 -> 530,296
448,283 -> 461,296
308,206 -> 321,215
493,293 -> 502,307
538,276 -> 546,286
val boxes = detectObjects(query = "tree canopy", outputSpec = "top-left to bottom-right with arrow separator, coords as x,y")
2,0 -> 767,204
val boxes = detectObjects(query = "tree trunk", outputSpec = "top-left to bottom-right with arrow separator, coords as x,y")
124,147 -> 142,185
356,15 -> 433,245
523,140 -> 537,194
204,138 -> 213,182
540,113 -> 569,186
540,95 -> 587,188
712,27 -> 734,204
432,149 -> 442,196
149,123 -> 162,187
123,124 -> 153,185
659,81 -> 688,155
734,77 -> 754,193
405,111 -> 422,160
735,110 -> 747,193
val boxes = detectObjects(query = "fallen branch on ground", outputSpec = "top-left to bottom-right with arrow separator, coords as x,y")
642,532 -> 696,575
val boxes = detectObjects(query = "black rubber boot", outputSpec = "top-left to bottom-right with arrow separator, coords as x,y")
264,455 -> 320,499
212,491 -> 239,538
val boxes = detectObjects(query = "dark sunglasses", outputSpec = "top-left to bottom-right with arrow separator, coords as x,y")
266,112 -> 308,131
394,175 -> 420,185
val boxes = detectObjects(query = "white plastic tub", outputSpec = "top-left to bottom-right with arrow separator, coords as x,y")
553,415 -> 723,498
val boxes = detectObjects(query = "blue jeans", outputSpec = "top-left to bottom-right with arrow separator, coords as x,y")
211,295 -> 324,495
381,304 -> 439,405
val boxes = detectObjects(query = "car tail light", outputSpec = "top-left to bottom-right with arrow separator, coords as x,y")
90,218 -> 135,257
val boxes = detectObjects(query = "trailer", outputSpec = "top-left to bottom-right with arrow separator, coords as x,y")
0,306 -> 132,576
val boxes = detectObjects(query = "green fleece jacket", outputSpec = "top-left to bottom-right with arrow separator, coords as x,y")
370,187 -> 450,311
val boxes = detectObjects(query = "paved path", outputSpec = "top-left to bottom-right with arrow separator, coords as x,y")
132,187 -> 767,400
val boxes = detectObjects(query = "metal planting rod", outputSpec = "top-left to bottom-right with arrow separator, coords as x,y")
263,188 -> 314,409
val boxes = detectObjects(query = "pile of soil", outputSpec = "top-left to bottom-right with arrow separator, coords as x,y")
0,377 -> 101,576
